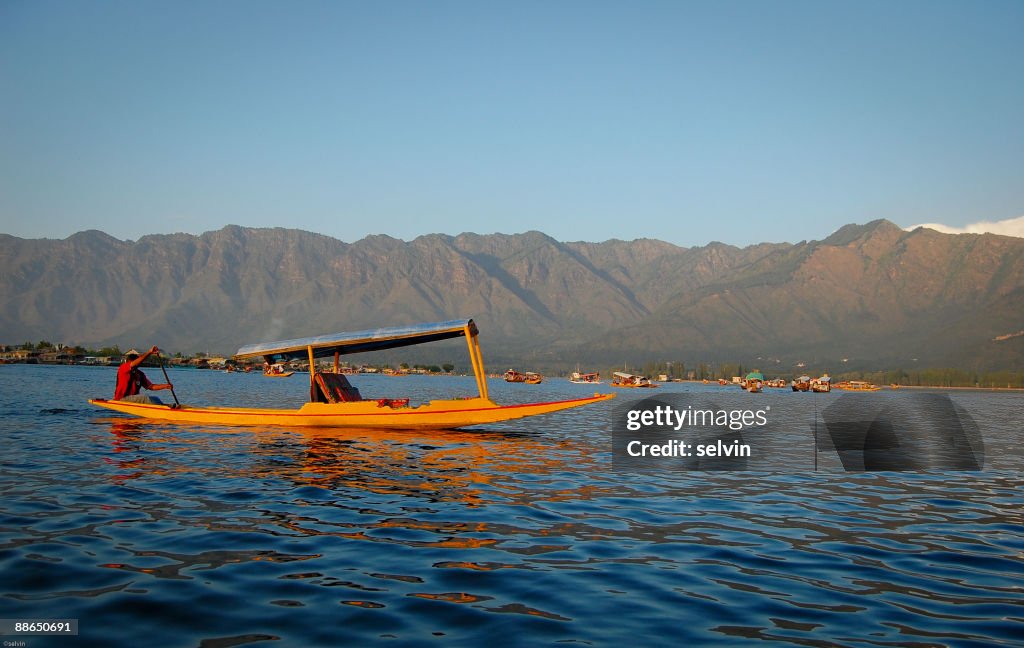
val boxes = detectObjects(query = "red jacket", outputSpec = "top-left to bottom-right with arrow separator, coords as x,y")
114,362 -> 154,399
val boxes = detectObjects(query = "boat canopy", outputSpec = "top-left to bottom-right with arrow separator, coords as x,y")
613,371 -> 638,379
746,371 -> 765,380
235,318 -> 478,362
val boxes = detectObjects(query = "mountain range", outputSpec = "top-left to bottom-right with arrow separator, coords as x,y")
1,220 -> 1021,372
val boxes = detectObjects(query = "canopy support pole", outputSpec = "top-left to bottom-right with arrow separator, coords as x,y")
465,326 -> 489,400
334,351 -> 340,374
308,345 -> 316,401
475,334 -> 489,400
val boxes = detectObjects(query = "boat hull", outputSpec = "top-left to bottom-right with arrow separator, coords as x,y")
88,394 -> 615,430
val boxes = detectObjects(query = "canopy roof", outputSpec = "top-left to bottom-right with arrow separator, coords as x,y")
613,371 -> 640,379
746,371 -> 765,380
235,319 -> 477,362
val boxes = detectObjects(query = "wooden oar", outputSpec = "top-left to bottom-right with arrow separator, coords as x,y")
158,353 -> 180,407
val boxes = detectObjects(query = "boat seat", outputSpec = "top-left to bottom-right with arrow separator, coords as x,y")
312,372 -> 363,403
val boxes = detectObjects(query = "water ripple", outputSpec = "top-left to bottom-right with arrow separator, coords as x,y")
0,367 -> 1021,646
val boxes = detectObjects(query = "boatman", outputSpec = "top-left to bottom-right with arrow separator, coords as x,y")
114,346 -> 174,404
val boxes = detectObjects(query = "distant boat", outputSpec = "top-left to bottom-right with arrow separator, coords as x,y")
835,380 -> 880,392
792,376 -> 811,392
611,372 -> 657,388
504,369 -> 542,384
743,370 -> 765,393
264,363 -> 295,378
569,370 -> 602,385
810,375 -> 832,392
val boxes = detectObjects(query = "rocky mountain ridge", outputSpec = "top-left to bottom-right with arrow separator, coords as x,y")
1,221 -> 1020,371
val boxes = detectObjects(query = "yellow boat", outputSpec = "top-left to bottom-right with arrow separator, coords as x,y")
835,380 -> 881,392
89,319 -> 614,430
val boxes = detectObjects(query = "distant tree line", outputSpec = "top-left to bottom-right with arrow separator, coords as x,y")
1,340 -> 463,374
834,368 -> 1023,389
4,340 -> 183,359
5,340 -> 1021,387
606,359 -> 1023,388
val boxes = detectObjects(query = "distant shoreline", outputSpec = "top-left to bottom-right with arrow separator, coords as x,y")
891,383 -> 1024,393
668,379 -> 1024,393
4,363 -> 1023,392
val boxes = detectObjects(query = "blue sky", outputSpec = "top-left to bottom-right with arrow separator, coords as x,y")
1,0 -> 1022,247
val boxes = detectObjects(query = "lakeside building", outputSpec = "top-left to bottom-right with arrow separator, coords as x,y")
39,350 -> 84,364
0,349 -> 37,362
81,356 -> 115,365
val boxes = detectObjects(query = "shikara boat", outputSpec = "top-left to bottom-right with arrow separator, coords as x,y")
835,380 -> 880,392
810,375 -> 832,393
503,369 -> 542,384
569,371 -> 601,385
89,319 -> 614,429
742,370 -> 765,393
263,363 -> 295,377
610,372 -> 657,388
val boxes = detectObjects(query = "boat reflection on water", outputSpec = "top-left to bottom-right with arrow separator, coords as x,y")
96,418 -> 607,555
269,427 -> 574,507
97,418 -> 598,508
105,419 -> 149,483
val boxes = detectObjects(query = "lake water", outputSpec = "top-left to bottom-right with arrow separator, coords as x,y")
1,365 -> 1022,646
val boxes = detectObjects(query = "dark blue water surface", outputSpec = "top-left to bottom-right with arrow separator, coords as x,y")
1,365 -> 1021,646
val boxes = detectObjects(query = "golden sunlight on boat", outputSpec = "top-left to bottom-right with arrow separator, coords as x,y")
90,319 -> 613,429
